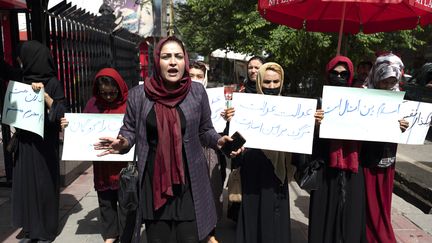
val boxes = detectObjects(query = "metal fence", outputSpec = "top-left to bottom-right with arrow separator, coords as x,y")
47,1 -> 141,112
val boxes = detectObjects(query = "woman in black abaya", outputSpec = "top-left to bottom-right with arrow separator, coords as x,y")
12,40 -> 67,242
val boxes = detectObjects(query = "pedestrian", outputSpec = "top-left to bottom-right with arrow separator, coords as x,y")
94,36 -> 242,243
235,62 -> 293,243
360,53 -> 409,243
225,55 -> 264,222
189,61 -> 226,243
61,67 -> 133,243
413,62 -> 432,88
352,61 -> 373,88
12,40 -> 67,242
190,61 -> 208,87
240,56 -> 265,93
308,55 -> 367,243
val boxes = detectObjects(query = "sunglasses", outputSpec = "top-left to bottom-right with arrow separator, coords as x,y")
329,70 -> 350,79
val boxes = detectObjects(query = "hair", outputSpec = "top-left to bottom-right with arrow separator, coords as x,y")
189,61 -> 207,73
163,38 -> 186,54
96,76 -> 118,90
247,56 -> 265,66
265,65 -> 283,79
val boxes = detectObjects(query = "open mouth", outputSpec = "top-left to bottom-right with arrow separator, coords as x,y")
168,68 -> 178,76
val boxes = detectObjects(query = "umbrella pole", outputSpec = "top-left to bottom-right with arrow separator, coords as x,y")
337,2 -> 347,56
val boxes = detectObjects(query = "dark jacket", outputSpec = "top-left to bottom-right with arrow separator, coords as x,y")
120,82 -> 221,241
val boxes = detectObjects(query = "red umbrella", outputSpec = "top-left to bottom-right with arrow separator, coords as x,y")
258,0 -> 432,54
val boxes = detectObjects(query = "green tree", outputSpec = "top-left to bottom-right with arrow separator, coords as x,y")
176,0 -> 430,96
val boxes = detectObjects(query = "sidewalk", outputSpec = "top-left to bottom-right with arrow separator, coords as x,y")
0,165 -> 431,243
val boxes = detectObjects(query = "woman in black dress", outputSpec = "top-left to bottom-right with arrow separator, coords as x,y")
12,40 -> 67,242
236,62 -> 292,243
308,56 -> 366,243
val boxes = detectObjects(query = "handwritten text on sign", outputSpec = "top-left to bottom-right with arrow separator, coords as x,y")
229,93 -> 317,154
206,87 -> 226,133
62,113 -> 134,161
2,81 -> 45,137
399,100 -> 432,145
320,86 -> 405,143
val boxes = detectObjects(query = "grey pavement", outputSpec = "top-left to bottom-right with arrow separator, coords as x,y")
0,143 -> 431,242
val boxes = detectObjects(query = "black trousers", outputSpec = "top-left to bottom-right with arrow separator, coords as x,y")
97,190 -> 135,242
145,220 -> 204,243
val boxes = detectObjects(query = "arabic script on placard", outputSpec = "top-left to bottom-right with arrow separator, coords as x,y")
399,100 -> 432,144
206,87 -> 227,133
62,113 -> 134,161
324,98 -> 400,118
229,93 -> 317,154
320,86 -> 405,143
2,81 -> 45,137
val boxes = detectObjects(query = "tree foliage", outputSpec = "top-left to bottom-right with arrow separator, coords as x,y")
176,0 -> 431,94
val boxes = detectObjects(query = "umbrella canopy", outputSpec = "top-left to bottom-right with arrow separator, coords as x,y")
258,0 -> 432,34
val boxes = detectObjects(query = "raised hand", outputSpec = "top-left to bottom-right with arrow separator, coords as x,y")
94,135 -> 129,157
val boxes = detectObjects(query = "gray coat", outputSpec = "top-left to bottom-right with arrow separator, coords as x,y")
119,82 -> 221,241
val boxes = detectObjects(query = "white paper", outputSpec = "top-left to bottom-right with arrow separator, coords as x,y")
206,87 -> 227,133
399,100 -> 432,144
2,81 -> 45,137
62,113 -> 134,161
320,86 -> 405,143
229,93 -> 317,154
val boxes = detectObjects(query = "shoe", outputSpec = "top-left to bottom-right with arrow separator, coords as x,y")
16,229 -> 30,239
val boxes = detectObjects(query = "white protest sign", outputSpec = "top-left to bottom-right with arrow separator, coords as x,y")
229,93 -> 317,154
320,86 -> 405,143
206,87 -> 226,133
399,100 -> 432,144
62,113 -> 134,161
2,81 -> 45,137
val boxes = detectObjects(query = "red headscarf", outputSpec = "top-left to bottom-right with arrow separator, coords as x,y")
84,68 -> 129,114
326,55 -> 354,86
326,56 -> 361,173
144,36 -> 192,210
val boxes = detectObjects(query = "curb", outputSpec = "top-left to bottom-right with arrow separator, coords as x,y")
394,168 -> 432,214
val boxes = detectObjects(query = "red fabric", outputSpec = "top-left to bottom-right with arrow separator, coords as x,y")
326,56 -> 361,172
84,68 -> 129,191
326,55 -> 354,86
144,36 -> 192,210
258,0 -> 432,34
363,165 -> 396,243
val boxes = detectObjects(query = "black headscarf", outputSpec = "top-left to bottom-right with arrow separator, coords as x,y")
415,63 -> 432,86
244,79 -> 257,94
19,40 -> 56,84
244,56 -> 265,94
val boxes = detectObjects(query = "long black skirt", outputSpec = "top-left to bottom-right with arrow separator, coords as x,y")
12,132 -> 60,241
308,164 -> 367,243
236,149 -> 291,243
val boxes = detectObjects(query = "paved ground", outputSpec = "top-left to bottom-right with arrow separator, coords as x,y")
0,143 -> 431,242
0,166 -> 431,243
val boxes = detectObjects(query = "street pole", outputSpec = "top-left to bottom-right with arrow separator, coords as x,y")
169,0 -> 174,36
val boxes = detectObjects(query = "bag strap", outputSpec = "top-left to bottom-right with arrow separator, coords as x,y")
131,88 -> 144,167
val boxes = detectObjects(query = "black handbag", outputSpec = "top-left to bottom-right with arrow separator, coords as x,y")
6,130 -> 19,153
118,158 -> 139,211
118,101 -> 142,213
293,153 -> 324,191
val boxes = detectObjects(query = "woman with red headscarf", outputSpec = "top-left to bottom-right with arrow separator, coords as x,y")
94,36 -> 241,243
61,68 -> 131,243
308,56 -> 367,243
